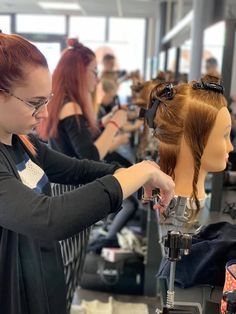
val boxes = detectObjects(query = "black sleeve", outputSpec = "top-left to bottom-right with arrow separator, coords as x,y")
30,136 -> 121,186
60,115 -> 100,161
0,160 -> 123,241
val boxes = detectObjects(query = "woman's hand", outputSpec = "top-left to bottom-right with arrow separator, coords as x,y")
111,109 -> 128,128
113,160 -> 174,205
109,133 -> 130,152
121,120 -> 143,132
142,160 -> 175,212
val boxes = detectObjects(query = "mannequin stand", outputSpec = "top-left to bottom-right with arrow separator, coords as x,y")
155,196 -> 201,314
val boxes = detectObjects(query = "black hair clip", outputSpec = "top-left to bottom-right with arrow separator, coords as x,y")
139,107 -> 146,119
146,99 -> 160,129
161,83 -> 175,100
138,100 -> 160,129
192,81 -> 225,94
139,84 -> 174,129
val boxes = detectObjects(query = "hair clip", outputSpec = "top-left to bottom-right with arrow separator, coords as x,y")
145,99 -> 160,129
139,107 -> 146,119
192,81 -> 225,94
139,84 -> 175,129
161,83 -> 175,100
138,100 -> 160,128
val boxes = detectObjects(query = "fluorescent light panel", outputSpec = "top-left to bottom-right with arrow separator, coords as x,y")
38,2 -> 81,10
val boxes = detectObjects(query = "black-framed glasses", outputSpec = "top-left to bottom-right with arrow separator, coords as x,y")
0,88 -> 54,116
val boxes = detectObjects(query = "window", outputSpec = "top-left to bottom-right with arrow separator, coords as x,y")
167,47 -> 176,72
159,51 -> 166,71
108,18 -> 146,74
69,17 -> 106,42
0,15 -> 11,34
203,21 -> 225,74
16,15 -> 66,34
32,42 -> 61,74
179,40 -> 191,74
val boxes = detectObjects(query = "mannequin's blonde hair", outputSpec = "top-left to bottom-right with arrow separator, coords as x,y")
140,74 -> 227,214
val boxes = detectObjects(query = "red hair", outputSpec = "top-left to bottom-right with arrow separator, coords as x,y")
18,135 -> 36,156
0,33 -> 48,89
39,38 -> 97,140
0,33 -> 48,155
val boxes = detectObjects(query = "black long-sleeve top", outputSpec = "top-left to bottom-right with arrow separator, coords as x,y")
50,114 -> 100,161
0,135 -> 123,314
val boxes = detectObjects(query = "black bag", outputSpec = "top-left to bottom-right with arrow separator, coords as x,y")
79,252 -> 144,295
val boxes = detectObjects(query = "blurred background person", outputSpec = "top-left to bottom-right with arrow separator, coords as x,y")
38,38 -> 129,162
205,56 -> 219,76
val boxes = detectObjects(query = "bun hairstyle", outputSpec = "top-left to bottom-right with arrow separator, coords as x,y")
147,73 -> 226,215
67,38 -> 82,50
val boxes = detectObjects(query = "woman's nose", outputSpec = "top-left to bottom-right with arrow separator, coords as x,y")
36,105 -> 48,119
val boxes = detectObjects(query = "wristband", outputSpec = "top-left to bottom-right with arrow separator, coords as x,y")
107,120 -> 120,130
99,119 -> 105,130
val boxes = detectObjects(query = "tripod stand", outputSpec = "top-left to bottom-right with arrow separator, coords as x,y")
156,196 -> 202,314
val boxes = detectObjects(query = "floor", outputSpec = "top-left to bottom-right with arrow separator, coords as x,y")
73,287 -> 161,314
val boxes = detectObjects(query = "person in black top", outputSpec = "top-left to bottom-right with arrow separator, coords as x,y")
39,38 -> 129,161
0,33 -> 175,314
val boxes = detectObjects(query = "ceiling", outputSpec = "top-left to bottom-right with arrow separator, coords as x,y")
0,0 -> 193,18
1,0 -> 236,27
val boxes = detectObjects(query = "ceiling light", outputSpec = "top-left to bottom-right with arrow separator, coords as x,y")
38,2 -> 81,10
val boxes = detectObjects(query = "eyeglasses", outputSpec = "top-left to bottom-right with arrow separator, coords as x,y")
0,88 -> 54,116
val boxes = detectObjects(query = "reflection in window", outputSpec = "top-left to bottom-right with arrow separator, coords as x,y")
69,17 -> 106,42
0,15 -> 11,34
16,15 -> 66,34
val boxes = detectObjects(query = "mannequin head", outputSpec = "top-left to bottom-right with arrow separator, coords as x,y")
131,79 -> 160,108
143,74 -> 233,213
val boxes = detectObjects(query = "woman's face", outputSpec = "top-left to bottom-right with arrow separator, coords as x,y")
86,59 -> 99,93
0,65 -> 51,142
201,107 -> 234,172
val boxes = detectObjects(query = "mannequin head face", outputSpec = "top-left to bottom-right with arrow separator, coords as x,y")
201,107 -> 233,172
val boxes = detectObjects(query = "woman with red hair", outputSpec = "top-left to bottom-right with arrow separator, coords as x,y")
39,38 -> 129,161
0,33 -> 174,314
